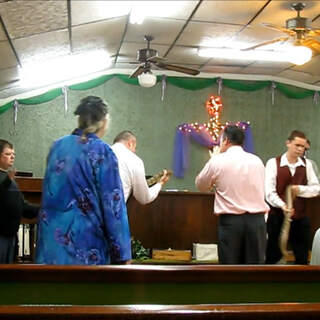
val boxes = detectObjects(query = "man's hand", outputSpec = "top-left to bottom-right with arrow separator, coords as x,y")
209,146 -> 221,157
291,185 -> 299,199
7,167 -> 16,180
159,169 -> 171,186
281,204 -> 295,217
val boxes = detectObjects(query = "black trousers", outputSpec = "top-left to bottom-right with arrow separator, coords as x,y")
218,213 -> 266,264
266,213 -> 310,264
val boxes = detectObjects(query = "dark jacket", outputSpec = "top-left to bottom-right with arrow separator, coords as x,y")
0,170 -> 38,237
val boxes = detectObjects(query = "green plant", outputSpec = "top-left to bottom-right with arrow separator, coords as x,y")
131,238 -> 151,260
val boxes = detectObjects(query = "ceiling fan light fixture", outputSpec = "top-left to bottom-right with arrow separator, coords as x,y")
138,72 -> 157,88
288,46 -> 312,65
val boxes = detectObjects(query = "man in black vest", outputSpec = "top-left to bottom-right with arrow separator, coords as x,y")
0,139 -> 38,263
265,130 -> 320,264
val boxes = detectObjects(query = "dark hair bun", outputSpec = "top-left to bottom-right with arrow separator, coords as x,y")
74,96 -> 108,124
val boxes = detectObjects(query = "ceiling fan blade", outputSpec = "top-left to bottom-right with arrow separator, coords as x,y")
155,62 -> 199,75
129,64 -> 146,78
147,55 -> 166,63
301,38 -> 320,54
307,29 -> 320,37
261,23 -> 296,36
241,36 -> 290,51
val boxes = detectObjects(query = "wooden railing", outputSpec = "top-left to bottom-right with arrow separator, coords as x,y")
16,177 -> 320,252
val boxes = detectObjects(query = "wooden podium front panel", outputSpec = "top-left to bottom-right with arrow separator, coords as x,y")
16,177 -> 42,205
16,177 -> 320,252
127,191 -> 217,251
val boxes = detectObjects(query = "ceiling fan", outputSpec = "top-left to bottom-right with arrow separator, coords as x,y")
243,2 -> 320,54
129,35 -> 199,87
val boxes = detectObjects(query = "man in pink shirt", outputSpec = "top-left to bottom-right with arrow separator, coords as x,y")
195,125 -> 269,264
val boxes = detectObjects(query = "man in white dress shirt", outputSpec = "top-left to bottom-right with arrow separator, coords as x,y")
265,130 -> 320,264
112,131 -> 170,204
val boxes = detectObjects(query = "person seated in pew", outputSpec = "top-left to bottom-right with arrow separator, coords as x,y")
35,96 -> 131,265
195,125 -> 269,264
112,130 -> 170,204
0,139 -> 39,263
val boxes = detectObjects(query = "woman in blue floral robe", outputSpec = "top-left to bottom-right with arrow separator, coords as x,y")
36,96 -> 131,265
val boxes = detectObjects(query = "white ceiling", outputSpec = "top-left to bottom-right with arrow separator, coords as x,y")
1,0 -> 320,99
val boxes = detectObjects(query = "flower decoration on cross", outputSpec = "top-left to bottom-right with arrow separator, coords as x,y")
178,95 -> 224,143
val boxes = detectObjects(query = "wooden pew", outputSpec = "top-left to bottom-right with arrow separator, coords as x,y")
1,264 -> 320,319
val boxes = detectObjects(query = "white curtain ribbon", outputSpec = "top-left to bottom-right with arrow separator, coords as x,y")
62,86 -> 68,115
313,91 -> 319,105
271,81 -> 277,106
216,77 -> 223,96
161,75 -> 167,101
13,100 -> 19,128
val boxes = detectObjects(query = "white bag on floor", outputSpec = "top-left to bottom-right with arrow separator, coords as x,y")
193,243 -> 218,261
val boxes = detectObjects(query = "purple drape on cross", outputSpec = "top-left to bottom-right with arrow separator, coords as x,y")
172,122 -> 254,178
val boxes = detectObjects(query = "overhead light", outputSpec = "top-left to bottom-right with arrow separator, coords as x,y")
130,7 -> 145,24
19,50 -> 111,88
198,46 -> 312,65
138,72 -> 157,88
288,46 -> 312,65
129,1 -> 184,24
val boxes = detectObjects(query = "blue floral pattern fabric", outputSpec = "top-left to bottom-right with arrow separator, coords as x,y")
36,129 -> 131,265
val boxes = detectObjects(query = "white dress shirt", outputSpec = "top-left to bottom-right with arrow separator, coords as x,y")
112,142 -> 161,204
265,153 -> 320,208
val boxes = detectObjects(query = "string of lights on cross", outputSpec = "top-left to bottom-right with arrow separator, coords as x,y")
178,95 -> 249,143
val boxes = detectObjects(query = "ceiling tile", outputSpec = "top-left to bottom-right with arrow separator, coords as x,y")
71,1 -> 130,25
113,62 -> 137,70
177,21 -> 242,47
291,55 -> 320,76
124,17 -> 185,44
0,0 -> 67,39
193,1 -> 269,25
246,60 -> 292,68
135,1 -> 197,19
253,1 -> 320,27
0,0 -> 320,97
240,66 -> 286,75
0,66 -> 19,87
71,1 -> 197,26
13,30 -> 70,64
243,1 -> 320,48
118,42 -> 170,62
205,57 -> 251,67
0,41 -> 18,68
276,69 -> 320,84
165,46 -> 208,65
235,25 -> 294,50
72,17 -> 126,54
200,65 -> 244,74
0,25 -> 7,41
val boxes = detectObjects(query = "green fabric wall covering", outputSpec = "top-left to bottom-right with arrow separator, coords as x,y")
1,74 -> 319,115
0,76 -> 319,191
18,88 -> 63,105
